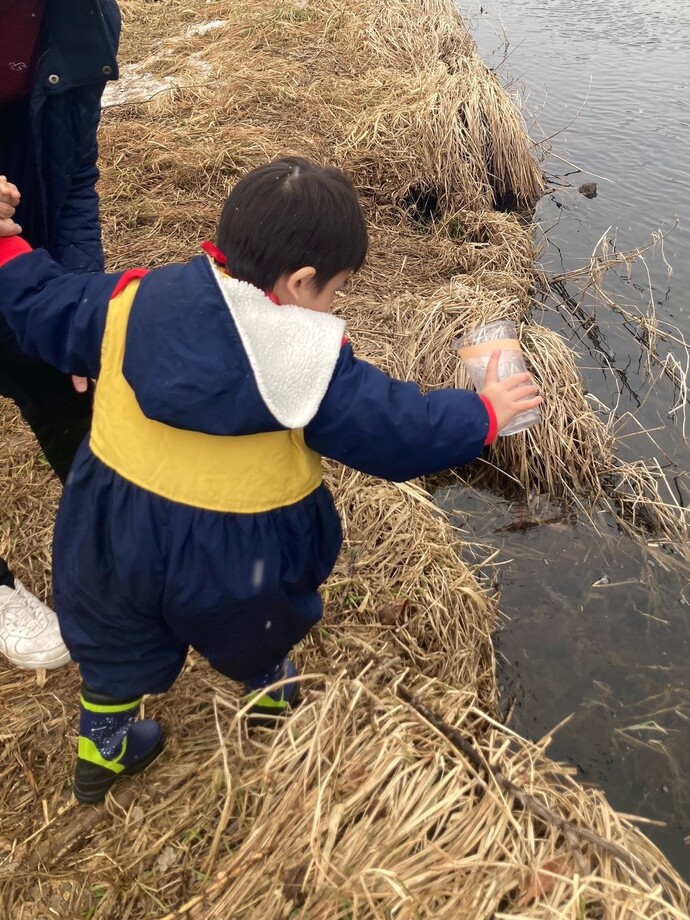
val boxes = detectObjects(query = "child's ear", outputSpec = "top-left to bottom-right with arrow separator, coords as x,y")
285,266 -> 317,300
272,266 -> 318,306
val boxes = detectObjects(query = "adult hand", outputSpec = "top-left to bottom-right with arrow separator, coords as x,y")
72,376 -> 89,393
0,217 -> 21,237
0,175 -> 22,237
480,349 -> 542,432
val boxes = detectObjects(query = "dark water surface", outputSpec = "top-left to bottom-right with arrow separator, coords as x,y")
439,0 -> 690,879
468,0 -> 690,448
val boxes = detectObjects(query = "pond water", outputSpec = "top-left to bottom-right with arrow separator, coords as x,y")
440,0 -> 690,880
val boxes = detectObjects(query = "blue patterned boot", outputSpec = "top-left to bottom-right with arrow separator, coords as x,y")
74,684 -> 164,804
244,659 -> 300,721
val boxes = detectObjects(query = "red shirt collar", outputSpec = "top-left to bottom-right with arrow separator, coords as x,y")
202,241 -> 280,304
201,240 -> 226,265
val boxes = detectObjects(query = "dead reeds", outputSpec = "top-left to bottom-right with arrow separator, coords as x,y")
1,0 -> 689,916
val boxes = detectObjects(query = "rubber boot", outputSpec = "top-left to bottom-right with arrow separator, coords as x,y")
244,658 -> 300,722
74,684 -> 164,804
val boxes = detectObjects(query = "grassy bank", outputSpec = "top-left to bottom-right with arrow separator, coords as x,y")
1,0 -> 688,916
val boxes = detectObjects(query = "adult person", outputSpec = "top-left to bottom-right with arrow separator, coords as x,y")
0,0 -> 120,669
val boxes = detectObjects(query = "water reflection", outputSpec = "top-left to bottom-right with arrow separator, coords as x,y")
465,0 -> 690,459
449,0 -> 690,880
437,484 -> 690,877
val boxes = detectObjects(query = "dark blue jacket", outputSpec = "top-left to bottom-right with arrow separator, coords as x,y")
0,247 -> 495,482
0,0 -> 120,273
0,242 -> 496,694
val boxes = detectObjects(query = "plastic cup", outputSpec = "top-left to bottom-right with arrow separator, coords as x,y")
457,320 -> 541,437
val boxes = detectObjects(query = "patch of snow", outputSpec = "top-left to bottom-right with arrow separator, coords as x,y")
186,19 -> 226,37
102,67 -> 178,107
102,53 -> 213,108
189,51 -> 213,78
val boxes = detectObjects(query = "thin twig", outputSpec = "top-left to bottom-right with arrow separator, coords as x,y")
397,684 -> 654,886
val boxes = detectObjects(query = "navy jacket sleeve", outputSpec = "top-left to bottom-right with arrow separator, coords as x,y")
304,343 -> 491,482
0,242 -> 122,378
49,1 -> 122,273
52,87 -> 106,273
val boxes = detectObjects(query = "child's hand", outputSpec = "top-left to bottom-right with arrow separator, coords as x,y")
0,175 -> 22,237
480,349 -> 542,432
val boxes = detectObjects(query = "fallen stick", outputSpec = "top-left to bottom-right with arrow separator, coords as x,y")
397,684 -> 656,888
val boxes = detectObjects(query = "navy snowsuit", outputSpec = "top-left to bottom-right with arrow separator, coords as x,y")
0,240 -> 495,696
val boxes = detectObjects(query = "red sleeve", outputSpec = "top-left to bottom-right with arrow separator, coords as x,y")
479,395 -> 498,445
0,236 -> 33,267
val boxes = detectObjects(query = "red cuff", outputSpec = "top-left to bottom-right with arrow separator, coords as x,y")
479,395 -> 498,445
0,236 -> 33,267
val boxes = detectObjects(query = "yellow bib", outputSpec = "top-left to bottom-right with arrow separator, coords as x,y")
89,281 -> 323,513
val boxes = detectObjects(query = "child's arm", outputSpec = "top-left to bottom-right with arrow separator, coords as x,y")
304,342 -> 540,481
0,176 -> 123,376
0,238 -> 124,379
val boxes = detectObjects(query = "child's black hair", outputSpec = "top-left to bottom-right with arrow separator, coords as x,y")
216,157 -> 368,292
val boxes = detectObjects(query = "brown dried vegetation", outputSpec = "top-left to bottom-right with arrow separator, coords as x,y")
1,1 -> 688,916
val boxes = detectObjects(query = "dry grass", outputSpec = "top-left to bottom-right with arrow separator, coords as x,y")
1,0 -> 689,916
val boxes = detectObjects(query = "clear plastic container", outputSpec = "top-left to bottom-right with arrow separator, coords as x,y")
457,320 -> 541,437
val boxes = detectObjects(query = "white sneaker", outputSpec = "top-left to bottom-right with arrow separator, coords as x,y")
0,579 -> 71,669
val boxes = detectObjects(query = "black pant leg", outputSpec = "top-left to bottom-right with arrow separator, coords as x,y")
0,557 -> 13,588
0,315 -> 93,485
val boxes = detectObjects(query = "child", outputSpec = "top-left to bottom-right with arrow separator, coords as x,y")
0,160 -> 541,803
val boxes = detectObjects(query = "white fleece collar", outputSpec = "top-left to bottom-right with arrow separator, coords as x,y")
211,264 -> 346,429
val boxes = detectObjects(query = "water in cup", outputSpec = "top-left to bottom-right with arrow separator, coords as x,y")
457,320 -> 541,437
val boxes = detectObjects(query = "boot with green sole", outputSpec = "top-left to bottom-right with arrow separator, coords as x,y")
74,684 -> 164,804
